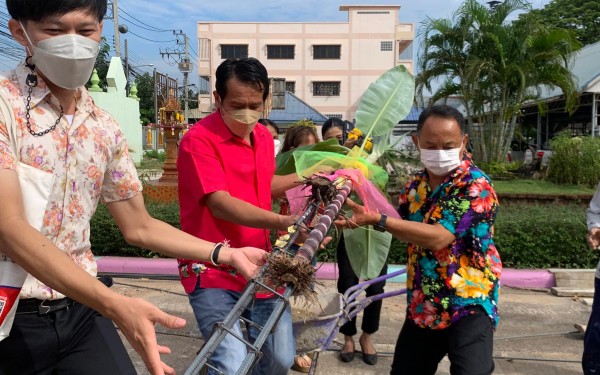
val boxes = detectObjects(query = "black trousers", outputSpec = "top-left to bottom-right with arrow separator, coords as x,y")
390,307 -> 495,375
583,277 -> 600,374
0,301 -> 136,375
336,235 -> 388,337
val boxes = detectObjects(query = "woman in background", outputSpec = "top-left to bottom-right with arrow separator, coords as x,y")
321,117 -> 388,366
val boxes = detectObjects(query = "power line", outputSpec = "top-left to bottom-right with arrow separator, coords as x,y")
128,30 -> 175,43
118,6 -> 171,32
120,14 -> 170,33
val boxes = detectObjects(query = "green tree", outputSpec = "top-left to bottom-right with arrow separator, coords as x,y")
89,36 -> 111,90
134,72 -> 155,125
180,88 -> 199,110
417,0 -> 580,163
517,0 -> 600,46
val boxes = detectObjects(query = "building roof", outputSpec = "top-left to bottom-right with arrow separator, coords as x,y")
542,41 -> 600,99
268,92 -> 329,125
399,106 -> 424,124
339,4 -> 400,10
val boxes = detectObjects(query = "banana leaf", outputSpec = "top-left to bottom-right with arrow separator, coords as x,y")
354,65 -> 415,154
343,226 -> 392,280
275,138 -> 349,175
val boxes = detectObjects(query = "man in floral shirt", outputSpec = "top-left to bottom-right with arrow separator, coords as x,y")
0,1 -> 266,374
339,105 -> 501,375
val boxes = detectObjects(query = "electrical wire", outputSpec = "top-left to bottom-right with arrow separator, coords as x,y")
121,14 -> 171,34
118,6 -> 171,33
128,30 -> 175,44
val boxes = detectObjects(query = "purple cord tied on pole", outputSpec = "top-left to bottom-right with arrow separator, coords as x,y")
295,179 -> 353,263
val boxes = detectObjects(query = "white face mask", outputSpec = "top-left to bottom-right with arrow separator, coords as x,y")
273,138 -> 281,155
419,148 -> 462,176
21,22 -> 99,90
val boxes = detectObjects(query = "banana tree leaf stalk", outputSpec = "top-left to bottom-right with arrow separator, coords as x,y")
295,179 -> 353,263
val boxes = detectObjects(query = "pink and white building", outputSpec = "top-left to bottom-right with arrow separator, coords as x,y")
196,4 -> 414,121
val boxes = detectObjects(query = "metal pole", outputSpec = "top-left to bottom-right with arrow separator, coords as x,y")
153,67 -> 158,150
112,0 -> 120,57
183,34 -> 190,124
124,39 -> 129,95
593,93 -> 597,137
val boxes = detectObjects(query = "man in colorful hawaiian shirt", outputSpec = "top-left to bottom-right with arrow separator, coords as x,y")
338,105 -> 501,375
0,1 -> 266,374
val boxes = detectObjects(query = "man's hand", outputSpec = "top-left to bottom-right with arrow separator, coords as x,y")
223,247 -> 268,279
277,214 -> 297,231
333,198 -> 378,229
587,227 -> 600,250
107,295 -> 186,375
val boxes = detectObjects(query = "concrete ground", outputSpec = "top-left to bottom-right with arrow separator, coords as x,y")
112,278 -> 590,375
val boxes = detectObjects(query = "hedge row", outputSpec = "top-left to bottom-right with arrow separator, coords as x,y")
90,201 -> 598,269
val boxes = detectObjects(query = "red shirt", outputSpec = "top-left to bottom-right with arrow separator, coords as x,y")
177,111 -> 275,294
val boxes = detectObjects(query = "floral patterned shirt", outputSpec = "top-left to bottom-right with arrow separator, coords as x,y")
398,158 -> 501,329
0,62 -> 142,300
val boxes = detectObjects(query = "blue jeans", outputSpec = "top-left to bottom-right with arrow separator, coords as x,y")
189,287 -> 295,375
584,277 -> 600,374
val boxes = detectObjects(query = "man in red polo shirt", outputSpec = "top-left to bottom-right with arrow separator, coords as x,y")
177,58 -> 298,375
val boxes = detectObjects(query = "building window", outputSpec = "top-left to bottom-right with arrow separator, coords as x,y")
357,11 -> 390,14
313,45 -> 341,59
220,44 -> 248,59
267,45 -> 295,59
325,114 -> 343,119
398,43 -> 414,60
313,81 -> 340,96
285,81 -> 296,94
381,41 -> 393,51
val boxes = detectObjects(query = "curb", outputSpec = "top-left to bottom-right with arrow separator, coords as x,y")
96,256 -> 555,289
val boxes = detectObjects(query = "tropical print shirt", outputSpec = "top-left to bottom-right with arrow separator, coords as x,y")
398,157 -> 501,329
0,62 -> 142,300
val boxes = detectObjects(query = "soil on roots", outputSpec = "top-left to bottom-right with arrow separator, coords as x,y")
262,252 -> 323,306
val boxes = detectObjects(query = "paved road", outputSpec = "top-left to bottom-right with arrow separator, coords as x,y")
111,278 -> 589,375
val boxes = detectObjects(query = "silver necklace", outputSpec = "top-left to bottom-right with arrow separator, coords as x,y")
24,56 -> 64,137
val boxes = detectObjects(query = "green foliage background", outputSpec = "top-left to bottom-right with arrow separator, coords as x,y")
90,201 -> 596,269
548,134 -> 600,188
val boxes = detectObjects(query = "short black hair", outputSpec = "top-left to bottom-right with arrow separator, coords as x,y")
258,118 -> 279,133
215,58 -> 269,102
7,0 -> 107,23
417,105 -> 466,135
321,117 -> 345,138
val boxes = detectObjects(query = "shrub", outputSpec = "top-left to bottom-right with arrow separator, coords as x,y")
91,202 -> 179,257
91,201 -> 596,269
478,161 -> 520,179
144,149 -> 166,162
548,133 -> 600,187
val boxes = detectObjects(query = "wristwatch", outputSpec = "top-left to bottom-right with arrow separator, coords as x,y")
373,213 -> 388,232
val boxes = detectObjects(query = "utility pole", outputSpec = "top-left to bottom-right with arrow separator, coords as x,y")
160,30 -> 191,123
124,38 -> 129,93
112,0 -> 121,57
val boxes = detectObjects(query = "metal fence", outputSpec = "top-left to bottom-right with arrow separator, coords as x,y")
142,126 -> 165,151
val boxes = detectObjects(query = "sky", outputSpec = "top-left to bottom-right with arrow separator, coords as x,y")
107,0 -> 552,88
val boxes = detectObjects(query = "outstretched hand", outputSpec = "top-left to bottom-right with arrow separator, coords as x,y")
587,227 -> 600,250
108,295 -> 186,375
228,247 -> 268,279
334,198 -> 376,229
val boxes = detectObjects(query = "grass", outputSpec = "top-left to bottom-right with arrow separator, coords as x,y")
493,179 -> 596,195
138,150 -> 166,170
